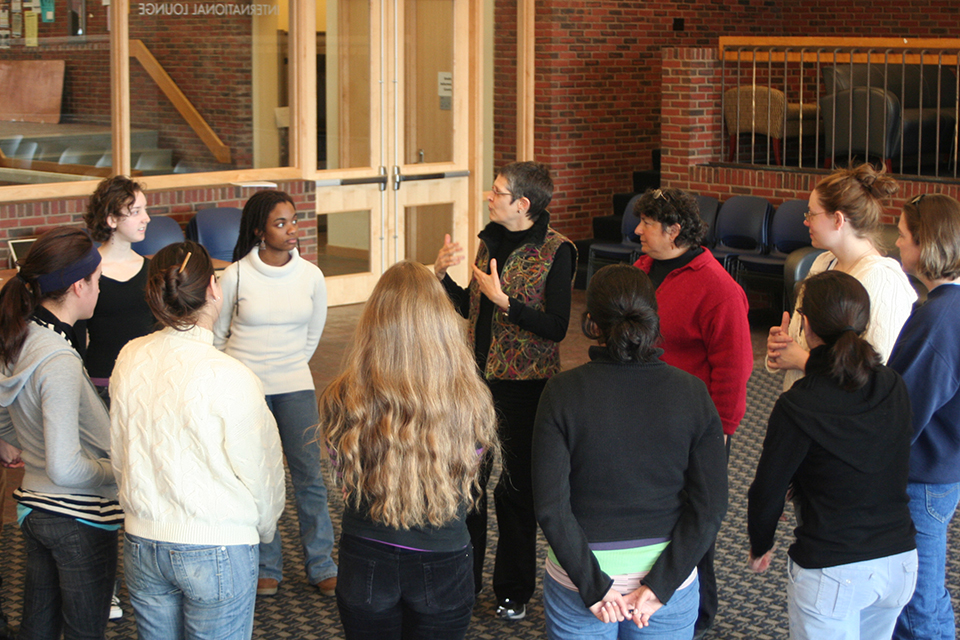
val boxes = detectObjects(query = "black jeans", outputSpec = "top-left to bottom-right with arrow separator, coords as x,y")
336,535 -> 474,640
466,378 -> 546,605
19,510 -> 118,640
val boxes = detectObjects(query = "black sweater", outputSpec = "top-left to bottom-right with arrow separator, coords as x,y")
532,347 -> 728,607
748,346 -> 916,568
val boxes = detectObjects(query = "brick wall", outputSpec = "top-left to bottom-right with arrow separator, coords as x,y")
0,181 -> 318,267
496,0 -> 960,240
660,47 -> 960,223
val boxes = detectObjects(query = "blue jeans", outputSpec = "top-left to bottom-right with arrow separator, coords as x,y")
787,550 -> 918,640
894,482 -> 960,640
260,390 -> 337,584
19,510 -> 118,640
543,572 -> 699,640
123,534 -> 259,640
336,534 -> 475,640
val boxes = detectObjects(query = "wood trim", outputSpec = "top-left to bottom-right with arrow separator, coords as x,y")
719,37 -> 960,65
467,0 -> 485,243
291,0 -> 317,173
129,40 -> 232,164
111,0 -> 131,176
517,0 -> 535,160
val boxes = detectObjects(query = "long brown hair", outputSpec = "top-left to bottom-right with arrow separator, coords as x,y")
0,227 -> 97,365
799,270 -> 881,391
320,261 -> 498,529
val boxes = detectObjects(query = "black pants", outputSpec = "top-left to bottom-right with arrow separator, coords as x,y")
695,433 -> 733,638
466,378 -> 546,606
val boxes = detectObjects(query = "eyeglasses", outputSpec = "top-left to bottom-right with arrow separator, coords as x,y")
804,209 -> 829,221
491,187 -> 514,199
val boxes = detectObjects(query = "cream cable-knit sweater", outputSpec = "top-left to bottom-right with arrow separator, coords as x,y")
110,325 -> 285,546
773,251 -> 917,391
213,248 -> 327,396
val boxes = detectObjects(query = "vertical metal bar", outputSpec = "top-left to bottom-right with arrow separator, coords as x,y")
815,50 -> 822,168
865,49 -> 872,171
917,51 -> 926,176
954,56 -> 959,178
847,49 -> 855,169
751,50 -> 758,165
766,48 -> 773,165
935,52 -> 943,178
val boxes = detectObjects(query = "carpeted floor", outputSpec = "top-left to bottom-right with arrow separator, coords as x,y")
1,365 -> 956,639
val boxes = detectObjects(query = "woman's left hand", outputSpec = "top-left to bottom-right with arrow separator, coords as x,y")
471,258 -> 510,310
748,550 -> 774,573
588,588 -> 631,623
0,439 -> 23,468
770,338 -> 810,372
623,586 -> 663,628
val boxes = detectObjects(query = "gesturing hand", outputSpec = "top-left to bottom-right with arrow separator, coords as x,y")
471,258 -> 510,310
433,233 -> 464,281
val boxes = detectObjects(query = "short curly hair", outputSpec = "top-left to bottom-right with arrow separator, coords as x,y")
633,188 -> 706,249
84,176 -> 145,243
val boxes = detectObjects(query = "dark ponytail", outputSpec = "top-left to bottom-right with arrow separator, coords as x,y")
0,227 -> 98,366
145,241 -> 215,330
798,271 -> 881,391
233,189 -> 295,262
582,264 -> 660,363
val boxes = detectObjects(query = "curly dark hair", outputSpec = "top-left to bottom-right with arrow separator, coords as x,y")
633,188 -> 706,249
84,176 -> 145,243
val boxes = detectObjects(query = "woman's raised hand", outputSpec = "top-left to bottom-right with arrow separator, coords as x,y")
433,234 -> 464,281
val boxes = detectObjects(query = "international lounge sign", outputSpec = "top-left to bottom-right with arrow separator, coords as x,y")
136,2 -> 279,15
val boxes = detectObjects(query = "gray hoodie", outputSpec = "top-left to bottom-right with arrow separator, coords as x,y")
0,323 -> 116,500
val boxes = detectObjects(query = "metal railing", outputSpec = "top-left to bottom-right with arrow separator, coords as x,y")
718,37 -> 960,179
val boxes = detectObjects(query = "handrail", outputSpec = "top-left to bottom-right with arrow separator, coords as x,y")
129,39 -> 232,164
719,37 -> 960,66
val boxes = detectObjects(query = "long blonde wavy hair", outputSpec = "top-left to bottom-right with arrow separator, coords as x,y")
319,261 -> 498,530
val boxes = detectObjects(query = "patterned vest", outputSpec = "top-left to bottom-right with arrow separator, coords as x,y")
468,225 -> 574,380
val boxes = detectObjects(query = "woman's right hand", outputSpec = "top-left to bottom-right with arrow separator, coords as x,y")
588,588 -> 632,623
767,311 -> 794,369
433,234 -> 464,281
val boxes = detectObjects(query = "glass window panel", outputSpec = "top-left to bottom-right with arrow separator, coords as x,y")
404,0 -> 453,164
321,0 -> 371,170
0,20 -> 111,185
405,202 -> 452,264
127,0 -> 293,176
319,209 -> 370,275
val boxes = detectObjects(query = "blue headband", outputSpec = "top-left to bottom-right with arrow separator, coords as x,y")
34,246 -> 101,295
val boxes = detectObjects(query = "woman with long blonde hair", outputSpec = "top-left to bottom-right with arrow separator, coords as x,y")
320,260 -> 498,640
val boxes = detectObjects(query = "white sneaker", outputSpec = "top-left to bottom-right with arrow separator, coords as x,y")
109,595 -> 123,620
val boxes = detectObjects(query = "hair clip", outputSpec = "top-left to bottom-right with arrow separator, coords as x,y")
179,252 -> 192,274
653,189 -> 664,200
909,193 -> 926,205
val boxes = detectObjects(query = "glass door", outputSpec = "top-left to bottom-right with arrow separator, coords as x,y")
315,0 -> 477,306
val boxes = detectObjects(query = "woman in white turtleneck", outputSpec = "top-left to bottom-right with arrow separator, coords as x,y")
213,189 -> 337,598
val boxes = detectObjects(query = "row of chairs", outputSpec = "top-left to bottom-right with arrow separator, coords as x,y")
132,207 -> 241,262
0,136 -> 176,175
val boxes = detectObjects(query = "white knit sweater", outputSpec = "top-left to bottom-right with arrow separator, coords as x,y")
110,326 -> 285,546
774,251 -> 917,391
213,248 -> 327,396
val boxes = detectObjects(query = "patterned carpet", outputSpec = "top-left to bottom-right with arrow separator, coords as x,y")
0,367 -> 957,639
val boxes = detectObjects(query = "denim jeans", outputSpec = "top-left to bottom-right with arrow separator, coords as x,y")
260,390 -> 337,584
336,534 -> 475,640
894,482 -> 960,640
787,550 -> 918,640
19,510 -> 118,640
543,572 -> 699,640
123,534 -> 259,640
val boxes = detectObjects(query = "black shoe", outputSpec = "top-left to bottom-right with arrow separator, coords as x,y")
496,598 -> 526,620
